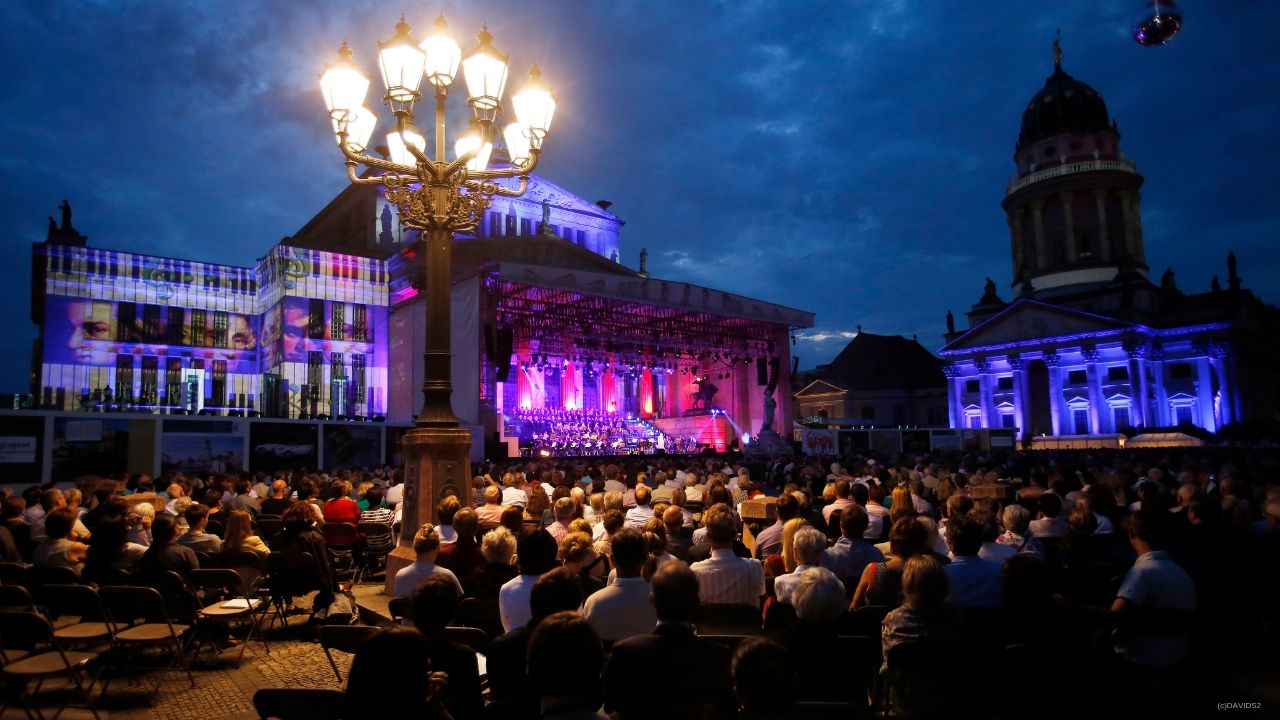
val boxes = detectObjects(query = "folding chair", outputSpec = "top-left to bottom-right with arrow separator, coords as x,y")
35,583 -> 114,649
317,624 -> 379,683
0,611 -> 102,720
99,584 -> 196,690
187,568 -> 270,665
30,564 -> 80,588
693,603 -> 763,636
457,596 -> 504,638
266,551 -> 327,626
321,522 -> 359,579
252,687 -> 345,720
0,561 -> 30,587
0,583 -> 36,613
355,521 -> 395,583
256,517 -> 284,541
443,625 -> 490,655
388,596 -> 413,624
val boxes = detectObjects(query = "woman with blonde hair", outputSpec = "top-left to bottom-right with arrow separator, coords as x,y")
765,517 -> 808,578
223,509 -> 270,556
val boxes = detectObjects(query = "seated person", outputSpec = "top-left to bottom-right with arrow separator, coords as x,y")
393,523 -> 463,599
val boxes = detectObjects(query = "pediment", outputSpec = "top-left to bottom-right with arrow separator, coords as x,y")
796,379 -> 848,397
942,299 -> 1136,353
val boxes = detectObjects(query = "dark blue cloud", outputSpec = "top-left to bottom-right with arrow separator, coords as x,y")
0,1 -> 1277,386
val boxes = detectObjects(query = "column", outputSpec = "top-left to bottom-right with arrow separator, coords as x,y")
1092,189 -> 1111,262
943,365 -> 960,428
1009,357 -> 1028,435
1152,356 -> 1170,426
1031,199 -> 1047,271
1195,356 -> 1217,432
1126,347 -> 1148,428
1084,347 -> 1103,434
1061,191 -> 1077,262
976,361 -> 994,429
1210,344 -> 1233,427
1045,353 -> 1063,436
1009,209 -> 1025,279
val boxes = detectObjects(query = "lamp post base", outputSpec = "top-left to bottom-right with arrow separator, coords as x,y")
383,424 -> 473,596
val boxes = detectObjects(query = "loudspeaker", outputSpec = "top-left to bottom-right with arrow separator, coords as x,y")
484,323 -> 496,362
756,358 -> 768,386
495,327 -> 514,382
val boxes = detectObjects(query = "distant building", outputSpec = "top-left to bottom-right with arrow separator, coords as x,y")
940,44 -> 1280,438
794,331 -> 947,426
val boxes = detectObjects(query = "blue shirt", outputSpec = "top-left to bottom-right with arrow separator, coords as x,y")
943,555 -> 1003,608
819,537 -> 884,582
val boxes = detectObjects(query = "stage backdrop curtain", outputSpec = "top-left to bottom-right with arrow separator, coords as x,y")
640,368 -> 654,417
563,361 -> 580,410
601,370 -> 617,414
518,364 -> 547,410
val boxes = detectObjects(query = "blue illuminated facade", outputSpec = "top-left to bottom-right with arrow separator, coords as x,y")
941,54 -> 1280,438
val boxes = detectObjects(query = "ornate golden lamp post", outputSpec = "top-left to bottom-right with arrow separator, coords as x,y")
319,15 -> 556,589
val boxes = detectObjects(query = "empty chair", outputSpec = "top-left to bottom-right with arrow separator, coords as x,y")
318,624 -> 379,683
35,583 -> 113,649
31,564 -> 81,588
442,625 -> 490,655
0,611 -> 102,720
456,596 -> 503,638
0,561 -> 30,587
266,551 -> 328,625
388,596 -> 414,624
256,517 -> 284,541
99,584 -> 196,690
253,687 -> 344,720
187,568 -> 269,665
0,583 -> 36,613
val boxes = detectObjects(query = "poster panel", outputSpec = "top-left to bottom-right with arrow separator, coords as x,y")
322,424 -> 381,470
249,422 -> 318,473
51,417 -> 132,484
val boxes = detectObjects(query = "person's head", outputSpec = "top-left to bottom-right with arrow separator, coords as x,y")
970,508 -> 1002,543
412,523 -> 441,558
791,525 -> 827,568
1038,493 -> 1062,520
1067,508 -> 1098,536
891,486 -> 912,512
411,574 -> 459,636
363,486 -> 384,509
343,626 -> 433,717
40,488 -> 65,512
773,493 -> 799,523
792,567 -> 846,623
662,504 -> 684,534
224,510 -> 254,548
500,505 -> 524,534
603,491 -> 623,512
609,526 -> 647,576
650,563 -> 700,623
281,502 -> 313,532
634,484 -> 651,508
840,503 -> 870,540
44,507 -> 76,540
945,513 -> 984,557
331,480 -> 352,501
553,496 -> 576,524
481,526 -> 517,565
602,508 -> 625,538
527,612 -> 605,705
444,506 -> 475,542
271,479 -> 287,499
1003,554 -> 1053,611
64,488 -> 83,509
888,516 -> 929,559
902,555 -> 948,609
732,638 -> 799,719
2,496 -> 25,521
529,566 -> 585,625
1128,507 -> 1174,553
184,503 -> 210,532
517,528 -> 559,576
558,531 -> 595,567
151,514 -> 180,546
703,504 -> 736,548
1002,504 -> 1031,536
483,486 -> 502,505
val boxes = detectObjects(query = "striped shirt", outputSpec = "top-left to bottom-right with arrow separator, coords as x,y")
690,548 -> 765,606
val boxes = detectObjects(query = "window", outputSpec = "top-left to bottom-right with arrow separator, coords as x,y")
1077,233 -> 1092,260
165,358 -> 183,406
352,305 -> 367,343
167,307 -> 185,345
352,354 -> 367,405
1067,370 -> 1087,385
211,360 -> 227,407
212,311 -> 229,349
116,303 -> 136,342
1169,363 -> 1192,380
143,304 -> 162,343
330,352 -> 345,378
1112,405 -> 1131,431
965,380 -> 980,394
997,376 -> 1013,391
140,356 -> 159,405
330,303 -> 345,341
520,218 -> 532,235
966,413 -> 981,429
1001,412 -> 1016,428
189,310 -> 207,347
307,351 -> 324,387
115,355 -> 134,402
1106,366 -> 1129,382
1071,407 -> 1090,434
1174,404 -> 1194,426
307,299 -> 325,340
506,214 -> 517,236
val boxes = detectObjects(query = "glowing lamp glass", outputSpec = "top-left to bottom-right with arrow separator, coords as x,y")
378,18 -> 426,104
387,122 -> 426,166
332,106 -> 377,153
421,15 -> 462,88
461,25 -> 509,111
512,65 -> 556,145
320,42 -> 370,120
454,126 -> 493,172
503,122 -> 532,165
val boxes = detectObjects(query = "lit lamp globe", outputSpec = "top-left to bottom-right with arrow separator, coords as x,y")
378,16 -> 427,111
502,122 -> 532,166
421,14 -> 462,88
331,106 -> 377,153
455,123 -> 494,173
387,122 -> 427,166
461,24 -> 509,119
320,40 -> 370,122
511,63 -> 557,149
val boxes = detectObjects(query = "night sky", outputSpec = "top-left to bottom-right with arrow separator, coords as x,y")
2,1 -> 1278,389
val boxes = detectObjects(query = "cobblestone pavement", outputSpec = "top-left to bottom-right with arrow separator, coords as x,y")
1,587 -> 381,720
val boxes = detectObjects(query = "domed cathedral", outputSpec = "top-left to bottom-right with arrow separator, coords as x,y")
939,38 -> 1280,441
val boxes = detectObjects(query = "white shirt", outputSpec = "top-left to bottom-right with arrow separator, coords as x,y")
498,574 -> 540,632
1116,550 -> 1196,667
393,560 -> 462,599
690,548 -> 764,606
773,564 -> 815,605
502,487 -> 528,508
385,484 -> 404,508
978,541 -> 1018,564
583,576 -> 656,642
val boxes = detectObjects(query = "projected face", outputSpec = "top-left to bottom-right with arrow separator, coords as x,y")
231,315 -> 257,350
283,304 -> 311,360
65,300 -> 114,360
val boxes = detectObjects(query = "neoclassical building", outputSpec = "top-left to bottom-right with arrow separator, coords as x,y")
940,46 -> 1280,438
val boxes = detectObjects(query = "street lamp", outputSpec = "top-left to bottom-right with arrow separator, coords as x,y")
318,14 -> 556,588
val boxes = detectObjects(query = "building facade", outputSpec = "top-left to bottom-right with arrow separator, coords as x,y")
940,47 -> 1280,438
794,331 -> 948,427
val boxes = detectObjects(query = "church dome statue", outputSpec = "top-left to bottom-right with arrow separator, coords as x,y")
1016,39 -> 1113,151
